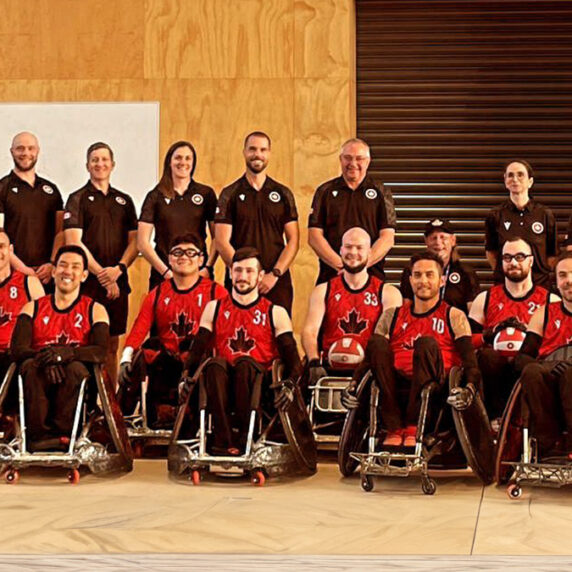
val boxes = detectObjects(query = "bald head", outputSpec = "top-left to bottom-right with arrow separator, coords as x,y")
340,226 -> 371,274
10,132 -> 39,173
502,238 -> 532,256
342,226 -> 371,248
502,238 -> 534,283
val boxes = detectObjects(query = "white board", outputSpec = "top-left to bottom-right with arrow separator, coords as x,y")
0,102 -> 160,213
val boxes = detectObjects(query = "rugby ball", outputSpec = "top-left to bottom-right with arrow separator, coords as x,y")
493,327 -> 526,357
328,337 -> 365,369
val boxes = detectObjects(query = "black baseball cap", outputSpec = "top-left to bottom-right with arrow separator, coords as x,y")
424,218 -> 455,237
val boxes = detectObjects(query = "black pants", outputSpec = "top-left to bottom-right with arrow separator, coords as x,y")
521,361 -> 572,453
21,359 -> 89,442
365,336 -> 444,431
477,348 -> 517,420
119,348 -> 182,425
225,271 -> 293,315
203,357 -> 265,450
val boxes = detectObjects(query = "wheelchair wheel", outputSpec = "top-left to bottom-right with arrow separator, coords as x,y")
506,482 -> 522,500
421,477 -> 437,496
67,469 -> 80,485
251,469 -> 266,487
191,469 -> 201,486
361,474 -> 374,492
5,469 -> 19,484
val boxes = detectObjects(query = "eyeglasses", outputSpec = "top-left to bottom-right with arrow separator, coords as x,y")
169,248 -> 201,259
501,253 -> 532,263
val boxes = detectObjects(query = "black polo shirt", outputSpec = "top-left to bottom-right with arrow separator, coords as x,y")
308,174 -> 396,283
400,258 -> 480,314
64,181 -> 138,268
0,171 -> 63,267
215,174 -> 298,271
485,198 -> 556,287
139,181 -> 217,263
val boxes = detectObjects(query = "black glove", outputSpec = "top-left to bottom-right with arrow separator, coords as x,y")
118,362 -> 132,387
447,384 -> 476,411
46,364 -> 66,385
308,362 -> 327,386
482,328 -> 495,346
494,317 -> 526,334
178,370 -> 196,405
273,378 -> 296,411
35,346 -> 75,367
341,382 -> 359,410
551,361 -> 572,378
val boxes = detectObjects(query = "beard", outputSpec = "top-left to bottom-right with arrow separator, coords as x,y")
233,282 -> 257,296
246,158 -> 267,174
504,268 -> 528,283
13,155 -> 37,172
342,260 -> 368,274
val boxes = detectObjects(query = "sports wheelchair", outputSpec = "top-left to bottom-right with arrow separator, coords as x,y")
168,359 -> 317,486
495,346 -> 572,499
0,362 -> 132,484
339,366 -> 493,495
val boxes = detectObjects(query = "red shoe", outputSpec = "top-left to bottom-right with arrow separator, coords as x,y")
403,425 -> 417,448
382,430 -> 403,447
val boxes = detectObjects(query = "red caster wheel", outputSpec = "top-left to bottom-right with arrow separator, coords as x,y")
507,483 -> 522,500
251,470 -> 266,487
191,470 -> 201,486
5,470 -> 19,484
67,469 -> 80,485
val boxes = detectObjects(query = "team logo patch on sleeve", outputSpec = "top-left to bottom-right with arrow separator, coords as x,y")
269,191 -> 281,203
192,194 -> 204,205
42,185 -> 54,194
115,196 -> 126,205
532,221 -> 544,234
10,187 -> 18,193
449,272 -> 461,284
365,188 -> 377,199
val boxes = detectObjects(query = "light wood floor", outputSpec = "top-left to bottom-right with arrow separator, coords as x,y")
1,458 -> 571,557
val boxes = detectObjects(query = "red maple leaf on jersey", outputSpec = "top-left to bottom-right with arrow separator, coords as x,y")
55,332 -> 72,345
339,309 -> 368,335
0,307 -> 12,327
170,311 -> 195,339
228,327 -> 255,354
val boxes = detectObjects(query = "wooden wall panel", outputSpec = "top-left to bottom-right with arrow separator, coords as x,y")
0,0 -> 355,336
144,0 -> 294,79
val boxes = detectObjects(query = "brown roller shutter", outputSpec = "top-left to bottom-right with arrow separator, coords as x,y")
356,0 -> 572,286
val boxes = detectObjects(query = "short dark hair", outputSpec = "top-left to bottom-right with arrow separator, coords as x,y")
555,250 -> 572,270
243,131 -> 271,149
87,142 -> 114,162
232,247 -> 262,267
169,232 -> 204,253
54,245 -> 88,270
410,250 -> 444,274
503,159 -> 534,179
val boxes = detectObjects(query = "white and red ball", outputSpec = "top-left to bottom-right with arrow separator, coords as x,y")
328,337 -> 365,369
493,327 -> 526,357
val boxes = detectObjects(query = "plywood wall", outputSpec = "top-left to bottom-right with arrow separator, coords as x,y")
0,0 -> 355,335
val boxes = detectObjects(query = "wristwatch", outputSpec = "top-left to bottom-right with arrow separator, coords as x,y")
271,267 -> 282,278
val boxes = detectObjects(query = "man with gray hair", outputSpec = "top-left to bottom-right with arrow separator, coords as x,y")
308,138 -> 396,284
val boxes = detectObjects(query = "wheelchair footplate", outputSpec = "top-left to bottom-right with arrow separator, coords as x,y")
504,458 -> 572,499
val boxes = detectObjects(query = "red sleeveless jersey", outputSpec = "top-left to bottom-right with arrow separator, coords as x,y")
484,284 -> 549,329
389,300 -> 460,376
321,274 -> 384,355
213,296 -> 278,368
125,277 -> 227,354
538,302 -> 572,358
32,295 -> 94,350
0,271 -> 31,350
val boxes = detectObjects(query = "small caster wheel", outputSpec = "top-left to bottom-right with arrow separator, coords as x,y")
133,442 -> 144,458
361,474 -> 374,492
5,469 -> 19,484
67,469 -> 80,485
421,477 -> 437,495
191,470 -> 201,486
251,470 -> 266,486
507,483 -> 522,500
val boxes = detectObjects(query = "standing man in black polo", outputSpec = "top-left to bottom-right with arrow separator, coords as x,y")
0,132 -> 64,286
64,142 -> 138,381
215,131 -> 299,314
485,160 -> 557,288
400,219 -> 480,314
308,138 -> 396,284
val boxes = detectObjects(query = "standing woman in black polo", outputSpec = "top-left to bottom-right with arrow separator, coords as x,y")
138,141 -> 217,289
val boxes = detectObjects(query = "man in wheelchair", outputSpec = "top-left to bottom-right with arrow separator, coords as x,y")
468,238 -> 557,426
302,226 -> 402,390
118,233 -> 227,428
179,247 -> 303,456
9,245 -> 109,451
514,251 -> 572,458
343,251 -> 481,448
